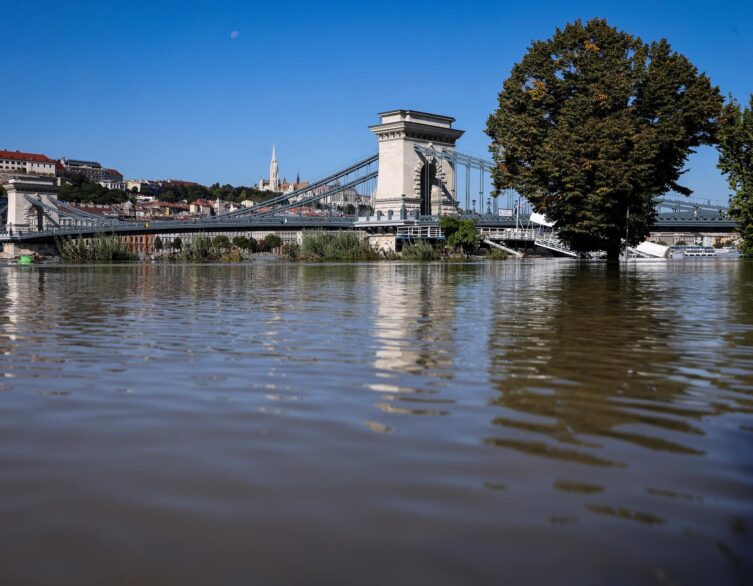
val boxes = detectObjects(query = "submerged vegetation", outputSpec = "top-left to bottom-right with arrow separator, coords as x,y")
283,227 -> 509,262
57,233 -> 138,263
292,231 -> 379,261
52,226 -> 509,264
180,235 -> 218,261
400,241 -> 438,261
439,216 -> 481,254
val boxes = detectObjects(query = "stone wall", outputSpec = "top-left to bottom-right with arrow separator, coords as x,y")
369,234 -> 396,254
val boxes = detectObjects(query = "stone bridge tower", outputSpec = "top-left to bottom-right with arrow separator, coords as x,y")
4,176 -> 59,234
370,110 -> 464,216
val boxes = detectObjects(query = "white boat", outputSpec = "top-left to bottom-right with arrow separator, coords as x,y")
669,245 -> 740,259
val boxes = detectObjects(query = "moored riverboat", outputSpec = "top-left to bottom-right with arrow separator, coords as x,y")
669,245 -> 740,259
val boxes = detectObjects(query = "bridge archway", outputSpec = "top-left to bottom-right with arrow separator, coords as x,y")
419,162 -> 437,215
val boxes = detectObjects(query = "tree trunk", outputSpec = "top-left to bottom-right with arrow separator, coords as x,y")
605,241 -> 621,262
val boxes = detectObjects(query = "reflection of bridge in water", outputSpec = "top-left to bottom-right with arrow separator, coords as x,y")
0,109 -> 737,257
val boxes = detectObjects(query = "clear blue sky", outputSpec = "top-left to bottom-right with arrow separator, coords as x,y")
4,0 -> 751,202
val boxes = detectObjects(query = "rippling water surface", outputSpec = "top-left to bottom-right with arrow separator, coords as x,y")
1,260 -> 752,585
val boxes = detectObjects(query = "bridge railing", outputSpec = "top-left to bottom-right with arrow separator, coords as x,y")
478,227 -> 536,241
397,225 -> 444,239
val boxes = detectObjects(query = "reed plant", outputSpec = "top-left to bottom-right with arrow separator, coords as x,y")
180,235 -> 219,261
57,233 -> 137,262
400,241 -> 437,261
299,231 -> 377,261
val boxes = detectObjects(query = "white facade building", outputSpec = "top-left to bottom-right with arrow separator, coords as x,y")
0,150 -> 57,180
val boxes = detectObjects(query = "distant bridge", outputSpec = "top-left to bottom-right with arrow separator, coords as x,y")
0,110 -> 737,256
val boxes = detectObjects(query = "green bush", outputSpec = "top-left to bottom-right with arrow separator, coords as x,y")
299,231 -> 377,261
213,235 -> 231,250
400,241 -> 437,261
180,235 -> 219,261
440,216 -> 480,253
57,233 -> 138,263
487,248 -> 509,260
233,235 -> 257,251
282,242 -> 301,259
222,249 -> 243,263
259,234 -> 283,252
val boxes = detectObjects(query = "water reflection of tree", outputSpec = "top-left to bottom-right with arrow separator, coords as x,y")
486,263 -> 714,466
723,262 -> 753,404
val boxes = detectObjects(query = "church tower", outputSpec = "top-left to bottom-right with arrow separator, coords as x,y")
269,145 -> 279,191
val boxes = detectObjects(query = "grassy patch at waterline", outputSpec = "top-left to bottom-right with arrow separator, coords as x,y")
179,235 -> 219,261
294,231 -> 378,261
56,233 -> 138,262
400,241 -> 438,261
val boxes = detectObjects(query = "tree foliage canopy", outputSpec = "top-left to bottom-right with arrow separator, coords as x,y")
156,182 -> 280,204
440,216 -> 480,253
59,174 -> 131,205
486,18 -> 722,257
718,95 -> 753,255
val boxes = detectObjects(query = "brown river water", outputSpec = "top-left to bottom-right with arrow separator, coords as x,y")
0,260 -> 751,585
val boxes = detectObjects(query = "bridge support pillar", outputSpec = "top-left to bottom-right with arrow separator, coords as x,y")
370,110 -> 464,217
1,241 -> 57,260
4,176 -> 59,233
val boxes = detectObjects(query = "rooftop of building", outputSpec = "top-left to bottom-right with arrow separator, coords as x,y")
61,159 -> 102,168
0,150 -> 55,163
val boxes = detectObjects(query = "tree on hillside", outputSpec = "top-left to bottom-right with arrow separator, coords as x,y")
59,174 -> 131,205
718,95 -> 753,255
486,18 -> 722,259
208,182 -> 281,204
159,183 -> 211,203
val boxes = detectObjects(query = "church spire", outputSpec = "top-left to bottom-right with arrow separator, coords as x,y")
269,145 -> 279,191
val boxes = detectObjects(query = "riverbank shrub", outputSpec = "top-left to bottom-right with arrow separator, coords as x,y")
440,216 -> 480,254
222,249 -> 243,262
57,233 -> 137,263
298,231 -> 377,261
259,234 -> 283,252
487,248 -> 510,260
401,241 -> 438,261
180,235 -> 218,261
233,236 -> 257,252
213,235 -> 231,251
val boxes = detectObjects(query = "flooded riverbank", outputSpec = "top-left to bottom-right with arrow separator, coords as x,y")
0,260 -> 751,584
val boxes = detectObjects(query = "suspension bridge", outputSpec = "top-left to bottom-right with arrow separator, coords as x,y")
0,110 -> 737,258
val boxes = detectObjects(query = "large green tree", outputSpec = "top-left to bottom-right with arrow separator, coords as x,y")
718,96 -> 753,255
486,18 -> 722,258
